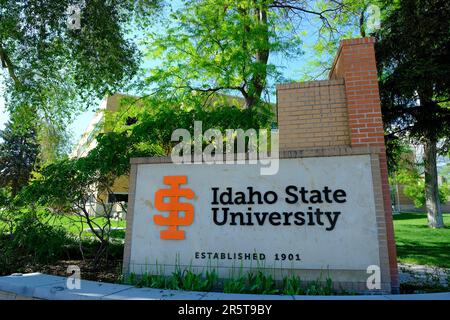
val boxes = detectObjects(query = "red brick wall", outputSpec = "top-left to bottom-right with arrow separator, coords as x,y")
330,37 -> 399,293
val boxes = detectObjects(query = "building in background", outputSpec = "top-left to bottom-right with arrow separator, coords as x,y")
71,93 -> 134,219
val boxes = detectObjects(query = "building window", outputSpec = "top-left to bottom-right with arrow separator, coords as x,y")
108,193 -> 128,203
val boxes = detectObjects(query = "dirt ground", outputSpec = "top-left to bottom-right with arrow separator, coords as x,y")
20,259 -> 123,283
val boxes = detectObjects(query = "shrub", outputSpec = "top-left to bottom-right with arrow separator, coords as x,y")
0,211 -> 74,274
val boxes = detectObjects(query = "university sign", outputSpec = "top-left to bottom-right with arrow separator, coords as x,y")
123,151 -> 389,291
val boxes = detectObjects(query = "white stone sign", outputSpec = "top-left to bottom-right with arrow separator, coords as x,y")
126,155 -> 381,277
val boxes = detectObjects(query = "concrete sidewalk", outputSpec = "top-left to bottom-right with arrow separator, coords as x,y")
0,273 -> 449,300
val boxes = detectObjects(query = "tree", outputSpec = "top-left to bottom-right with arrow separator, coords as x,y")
376,0 -> 450,228
392,148 -> 449,209
298,0 -> 381,80
0,0 -> 161,159
0,116 -> 39,197
36,118 -> 72,165
144,0 -> 352,108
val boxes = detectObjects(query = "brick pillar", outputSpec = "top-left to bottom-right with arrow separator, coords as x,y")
330,37 -> 399,293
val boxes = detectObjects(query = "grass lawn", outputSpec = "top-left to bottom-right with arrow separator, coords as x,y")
393,213 -> 450,268
0,212 -> 127,240
45,214 -> 126,239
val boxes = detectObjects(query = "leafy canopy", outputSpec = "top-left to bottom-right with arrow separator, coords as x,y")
144,0 -> 352,108
376,0 -> 450,149
0,0 -> 161,123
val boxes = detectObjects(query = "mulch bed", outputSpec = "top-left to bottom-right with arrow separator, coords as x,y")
20,259 -> 123,283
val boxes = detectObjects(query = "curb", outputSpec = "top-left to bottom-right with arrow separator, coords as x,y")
0,273 -> 449,300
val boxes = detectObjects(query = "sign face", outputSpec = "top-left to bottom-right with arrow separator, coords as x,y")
127,155 -> 381,276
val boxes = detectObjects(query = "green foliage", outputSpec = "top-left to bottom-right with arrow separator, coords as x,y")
304,277 -> 334,295
0,0 -> 161,114
122,267 -> 338,295
0,210 -> 74,274
247,271 -> 278,295
377,0 -> 450,148
10,211 -> 72,262
0,188 -> 15,236
104,96 -> 274,154
169,268 -> 219,292
385,138 -> 412,174
144,0 -> 352,108
395,165 -> 449,208
440,163 -> 450,181
0,116 -> 39,196
224,271 -> 336,295
282,274 -> 305,295
0,1 -> 162,166
402,181 -> 449,209
299,0 -> 381,80
0,188 -> 8,207
223,274 -> 248,294
124,268 -> 219,292
37,120 -> 72,166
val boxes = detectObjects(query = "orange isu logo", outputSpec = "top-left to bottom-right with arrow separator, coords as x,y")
154,175 -> 195,240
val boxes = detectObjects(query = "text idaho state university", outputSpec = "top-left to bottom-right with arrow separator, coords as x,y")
210,186 -> 347,231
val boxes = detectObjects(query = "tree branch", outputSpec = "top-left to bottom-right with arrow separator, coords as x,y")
0,42 -> 22,88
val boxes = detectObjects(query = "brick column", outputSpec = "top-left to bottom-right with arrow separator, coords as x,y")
330,37 -> 399,293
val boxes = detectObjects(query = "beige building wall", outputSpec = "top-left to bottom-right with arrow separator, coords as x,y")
71,93 -> 136,158
71,93 -> 136,217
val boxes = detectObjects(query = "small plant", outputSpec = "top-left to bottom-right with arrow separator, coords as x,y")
304,276 -> 334,295
179,269 -> 205,291
136,272 -> 152,288
223,275 -> 247,294
282,274 -> 305,295
203,269 -> 219,292
124,267 -> 220,292
247,271 -> 279,295
126,272 -> 137,285
120,268 -> 345,296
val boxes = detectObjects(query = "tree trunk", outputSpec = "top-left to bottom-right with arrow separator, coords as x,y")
359,9 -> 366,37
248,5 -> 269,109
239,3 -> 269,109
423,137 -> 444,228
